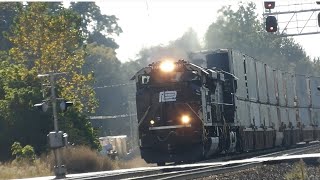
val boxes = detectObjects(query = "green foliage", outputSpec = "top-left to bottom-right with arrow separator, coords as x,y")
11,142 -> 36,162
84,43 -> 125,115
68,2 -> 125,117
0,2 -> 117,161
8,2 -> 97,113
11,142 -> 23,158
0,51 -> 50,161
60,109 -> 101,150
69,2 -> 122,48
21,145 -> 36,161
0,2 -> 22,51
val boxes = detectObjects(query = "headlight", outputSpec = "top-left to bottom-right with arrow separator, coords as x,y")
181,115 -> 190,124
160,61 -> 175,72
150,120 -> 155,125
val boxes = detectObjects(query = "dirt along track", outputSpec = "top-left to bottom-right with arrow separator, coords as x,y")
63,142 -> 320,180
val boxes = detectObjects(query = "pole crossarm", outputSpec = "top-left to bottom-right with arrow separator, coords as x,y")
263,5 -> 320,37
278,31 -> 320,37
263,8 -> 320,16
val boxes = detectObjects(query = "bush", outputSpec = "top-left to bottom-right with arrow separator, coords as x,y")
45,145 -> 117,174
11,142 -> 35,162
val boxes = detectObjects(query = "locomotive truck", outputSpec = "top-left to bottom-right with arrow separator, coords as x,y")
131,49 -> 320,166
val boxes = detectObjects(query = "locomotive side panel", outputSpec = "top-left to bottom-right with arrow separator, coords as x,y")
206,51 -> 237,123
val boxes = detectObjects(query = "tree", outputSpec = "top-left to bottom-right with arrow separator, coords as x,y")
8,2 -> 97,113
205,2 -> 313,74
69,2 -> 122,49
0,51 -> 51,160
0,2 -> 101,161
68,2 -> 126,116
0,2 -> 21,51
85,43 -> 126,115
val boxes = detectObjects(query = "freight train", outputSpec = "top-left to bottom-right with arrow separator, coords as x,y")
131,49 -> 320,166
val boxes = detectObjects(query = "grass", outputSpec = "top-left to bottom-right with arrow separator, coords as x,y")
0,146 -> 149,179
0,159 -> 52,180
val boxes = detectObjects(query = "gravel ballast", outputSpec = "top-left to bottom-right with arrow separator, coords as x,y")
198,147 -> 320,180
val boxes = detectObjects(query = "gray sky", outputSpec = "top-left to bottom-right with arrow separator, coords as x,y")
97,0 -> 320,62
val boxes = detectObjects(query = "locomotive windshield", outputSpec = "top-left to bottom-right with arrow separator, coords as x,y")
139,70 -> 200,85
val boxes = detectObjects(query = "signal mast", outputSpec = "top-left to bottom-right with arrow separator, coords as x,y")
263,1 -> 320,36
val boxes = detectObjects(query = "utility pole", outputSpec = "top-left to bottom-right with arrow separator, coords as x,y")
35,72 -> 72,178
49,72 -> 66,178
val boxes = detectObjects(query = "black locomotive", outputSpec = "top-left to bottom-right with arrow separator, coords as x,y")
131,49 -> 320,165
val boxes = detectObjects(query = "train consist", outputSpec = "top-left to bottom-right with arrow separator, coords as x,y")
131,49 -> 320,165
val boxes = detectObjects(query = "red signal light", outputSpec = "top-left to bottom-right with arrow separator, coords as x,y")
266,16 -> 278,32
264,1 -> 275,9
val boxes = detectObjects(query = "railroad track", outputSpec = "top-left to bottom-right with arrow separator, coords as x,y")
67,142 -> 320,180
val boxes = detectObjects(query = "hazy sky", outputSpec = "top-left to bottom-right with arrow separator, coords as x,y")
97,0 -> 320,62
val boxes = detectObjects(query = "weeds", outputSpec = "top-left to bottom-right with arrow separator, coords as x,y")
0,145 -> 148,179
285,159 -> 308,180
0,159 -> 51,180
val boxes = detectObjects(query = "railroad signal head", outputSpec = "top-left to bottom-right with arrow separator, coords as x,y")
264,1 -> 275,9
59,101 -> 73,112
34,102 -> 49,112
266,16 -> 278,32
